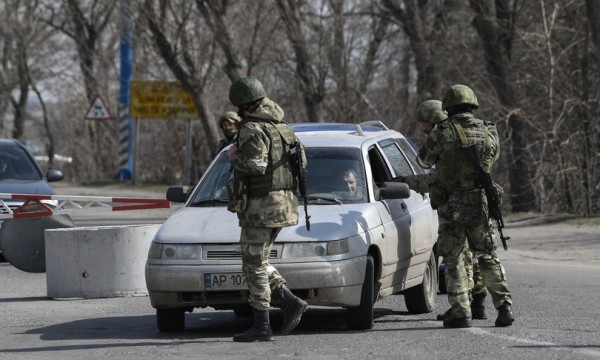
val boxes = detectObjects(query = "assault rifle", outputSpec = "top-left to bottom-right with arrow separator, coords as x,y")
462,144 -> 510,250
289,141 -> 311,231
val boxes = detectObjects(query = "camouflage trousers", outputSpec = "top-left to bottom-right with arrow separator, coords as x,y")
462,246 -> 487,296
240,226 -> 286,310
437,205 -> 512,319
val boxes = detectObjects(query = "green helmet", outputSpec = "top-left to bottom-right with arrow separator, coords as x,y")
417,100 -> 446,124
441,84 -> 479,111
228,76 -> 267,107
218,111 -> 241,128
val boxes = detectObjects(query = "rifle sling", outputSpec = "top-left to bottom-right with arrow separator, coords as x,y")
452,120 -> 469,146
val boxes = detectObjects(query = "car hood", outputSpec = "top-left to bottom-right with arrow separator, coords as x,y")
153,203 -> 382,244
0,180 -> 54,196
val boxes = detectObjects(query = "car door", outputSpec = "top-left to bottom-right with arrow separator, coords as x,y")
367,144 -> 412,292
375,139 -> 434,288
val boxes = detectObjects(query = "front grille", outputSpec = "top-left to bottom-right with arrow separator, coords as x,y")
203,244 -> 282,260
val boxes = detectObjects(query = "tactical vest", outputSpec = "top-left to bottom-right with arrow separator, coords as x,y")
435,113 -> 496,191
246,119 -> 297,197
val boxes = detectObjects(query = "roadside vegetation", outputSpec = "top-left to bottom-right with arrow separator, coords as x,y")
0,0 -> 598,216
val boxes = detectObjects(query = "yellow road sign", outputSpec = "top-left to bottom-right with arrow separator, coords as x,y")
130,81 -> 197,119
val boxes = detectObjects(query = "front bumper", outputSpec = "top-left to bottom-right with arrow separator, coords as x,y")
145,255 -> 366,309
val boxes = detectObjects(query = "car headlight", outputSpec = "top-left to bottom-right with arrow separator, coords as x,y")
327,239 -> 349,255
148,243 -> 201,260
282,239 -> 349,258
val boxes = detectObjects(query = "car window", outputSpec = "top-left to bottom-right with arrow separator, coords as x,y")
0,145 -> 43,181
396,138 -> 429,175
305,147 -> 367,204
189,153 -> 233,204
189,148 -> 369,205
377,139 -> 414,178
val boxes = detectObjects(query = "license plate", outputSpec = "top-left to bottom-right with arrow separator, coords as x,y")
204,272 -> 246,290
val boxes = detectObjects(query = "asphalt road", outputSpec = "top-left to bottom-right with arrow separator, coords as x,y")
0,183 -> 599,359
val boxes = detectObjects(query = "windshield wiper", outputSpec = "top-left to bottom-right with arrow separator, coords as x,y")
305,195 -> 343,205
188,199 -> 228,207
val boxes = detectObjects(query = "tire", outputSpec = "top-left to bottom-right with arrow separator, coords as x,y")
404,251 -> 437,314
347,255 -> 375,330
156,308 -> 185,332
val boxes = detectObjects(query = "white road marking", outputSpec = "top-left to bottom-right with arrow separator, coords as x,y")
467,327 -> 600,358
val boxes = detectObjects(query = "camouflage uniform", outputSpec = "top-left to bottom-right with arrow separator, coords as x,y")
229,97 -> 301,310
418,85 -> 513,328
403,172 -> 487,303
228,76 -> 308,342
403,100 -> 488,317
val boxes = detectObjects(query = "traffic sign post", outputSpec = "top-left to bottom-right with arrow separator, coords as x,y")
130,81 -> 198,185
84,95 -> 115,182
85,95 -> 114,120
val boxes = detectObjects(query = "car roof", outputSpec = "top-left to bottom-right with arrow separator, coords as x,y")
0,139 -> 21,147
292,121 -> 404,148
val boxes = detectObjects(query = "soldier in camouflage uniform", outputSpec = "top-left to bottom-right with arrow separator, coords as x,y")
416,85 -> 514,328
227,76 -> 308,342
212,111 -> 241,159
402,100 -> 489,321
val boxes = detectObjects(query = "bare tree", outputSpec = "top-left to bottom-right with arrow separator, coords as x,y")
326,0 -> 390,123
469,0 -> 536,212
587,0 -> 600,70
379,0 -> 450,101
140,0 -> 220,172
194,0 -> 242,82
275,0 -> 326,123
0,0 -> 35,140
42,0 -> 117,102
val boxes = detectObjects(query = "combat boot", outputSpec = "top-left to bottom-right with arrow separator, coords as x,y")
233,309 -> 274,342
495,303 -> 514,327
443,316 -> 472,329
471,293 -> 488,320
277,285 -> 309,335
436,308 -> 452,321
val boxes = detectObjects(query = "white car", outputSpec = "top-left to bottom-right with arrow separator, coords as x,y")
145,121 -> 439,331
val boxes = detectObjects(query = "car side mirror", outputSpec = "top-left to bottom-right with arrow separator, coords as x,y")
378,181 -> 410,200
166,186 -> 190,202
46,168 -> 64,182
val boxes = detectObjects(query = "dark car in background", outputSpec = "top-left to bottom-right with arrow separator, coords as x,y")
0,139 -> 64,260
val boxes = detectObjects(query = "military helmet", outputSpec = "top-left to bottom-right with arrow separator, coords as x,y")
218,111 -> 241,128
228,76 -> 267,107
441,84 -> 479,111
417,100 -> 446,124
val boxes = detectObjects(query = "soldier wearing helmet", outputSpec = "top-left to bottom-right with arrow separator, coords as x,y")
211,111 -> 241,159
416,84 -> 514,329
416,99 -> 447,135
404,99 -> 489,322
226,76 -> 308,342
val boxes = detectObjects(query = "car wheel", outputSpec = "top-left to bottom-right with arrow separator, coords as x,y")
156,308 -> 185,332
404,251 -> 437,314
347,254 -> 374,330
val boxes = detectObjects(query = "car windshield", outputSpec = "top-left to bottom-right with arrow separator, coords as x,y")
189,147 -> 367,206
0,144 -> 43,181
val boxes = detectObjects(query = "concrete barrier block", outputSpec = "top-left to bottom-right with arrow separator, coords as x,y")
45,224 -> 160,299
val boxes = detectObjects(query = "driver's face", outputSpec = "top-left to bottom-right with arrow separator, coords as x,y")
344,172 -> 357,194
